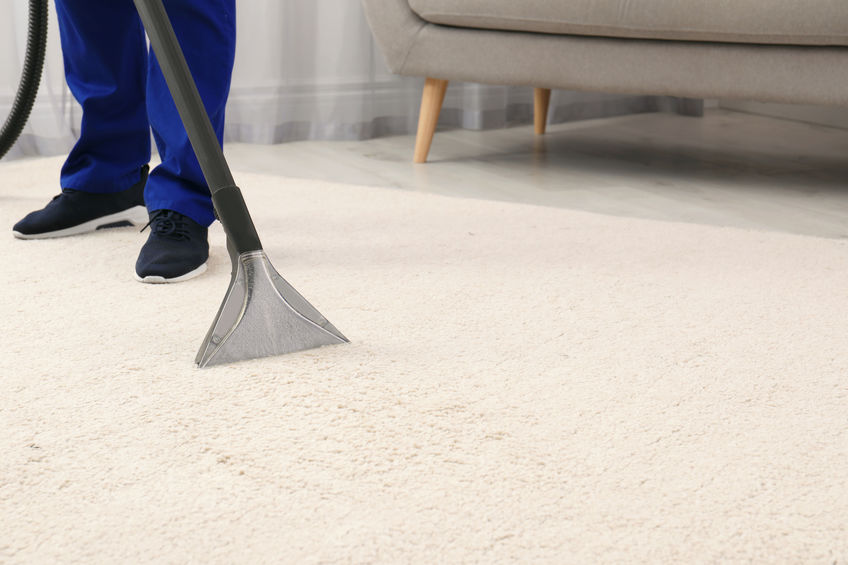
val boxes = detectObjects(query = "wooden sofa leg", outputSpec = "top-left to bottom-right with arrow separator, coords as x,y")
414,78 -> 449,163
534,88 -> 551,135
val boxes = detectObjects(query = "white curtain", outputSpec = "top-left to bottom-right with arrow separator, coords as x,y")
1,1 -> 76,158
1,0 -> 655,160
226,0 -> 423,143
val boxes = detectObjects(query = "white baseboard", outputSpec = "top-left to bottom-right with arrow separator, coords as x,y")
223,81 -> 662,143
719,100 -> 848,130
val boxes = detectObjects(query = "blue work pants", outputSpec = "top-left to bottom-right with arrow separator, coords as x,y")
55,0 -> 236,226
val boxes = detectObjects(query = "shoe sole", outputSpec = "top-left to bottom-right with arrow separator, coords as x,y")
134,261 -> 208,284
12,206 -> 149,240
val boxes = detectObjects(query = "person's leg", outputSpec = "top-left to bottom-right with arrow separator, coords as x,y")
57,0 -> 151,194
135,0 -> 236,282
144,0 -> 235,226
13,0 -> 151,238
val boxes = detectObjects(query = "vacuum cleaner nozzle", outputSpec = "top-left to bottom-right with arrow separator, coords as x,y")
134,0 -> 347,367
195,250 -> 348,367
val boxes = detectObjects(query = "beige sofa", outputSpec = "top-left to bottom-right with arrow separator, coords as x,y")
361,0 -> 848,162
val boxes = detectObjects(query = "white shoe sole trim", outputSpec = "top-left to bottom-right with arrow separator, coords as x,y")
12,206 -> 149,240
135,261 -> 208,284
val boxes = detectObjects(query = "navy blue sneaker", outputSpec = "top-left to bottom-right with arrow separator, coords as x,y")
135,209 -> 209,284
12,165 -> 149,239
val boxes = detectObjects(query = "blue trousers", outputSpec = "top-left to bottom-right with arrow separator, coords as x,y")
55,0 -> 236,226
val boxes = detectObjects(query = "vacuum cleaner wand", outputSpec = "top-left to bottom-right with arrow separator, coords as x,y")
132,0 -> 348,367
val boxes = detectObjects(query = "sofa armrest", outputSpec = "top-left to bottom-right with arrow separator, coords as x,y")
361,0 -> 428,73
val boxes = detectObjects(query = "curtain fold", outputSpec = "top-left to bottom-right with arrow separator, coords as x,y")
1,0 -> 659,161
1,1 -> 78,159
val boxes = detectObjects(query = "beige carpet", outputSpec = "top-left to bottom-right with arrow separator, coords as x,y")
1,156 -> 847,563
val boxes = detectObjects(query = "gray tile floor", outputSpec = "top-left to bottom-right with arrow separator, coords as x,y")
224,109 -> 848,239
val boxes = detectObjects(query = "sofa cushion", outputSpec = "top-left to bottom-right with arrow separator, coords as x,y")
408,0 -> 848,47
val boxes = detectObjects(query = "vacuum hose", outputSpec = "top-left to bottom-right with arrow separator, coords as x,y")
0,0 -> 49,159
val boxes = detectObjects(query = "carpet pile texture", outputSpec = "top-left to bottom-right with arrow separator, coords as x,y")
1,157 -> 847,563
